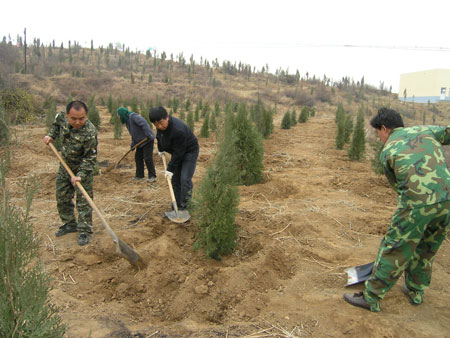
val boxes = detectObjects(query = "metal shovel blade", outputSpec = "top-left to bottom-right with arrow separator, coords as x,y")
117,239 -> 146,269
164,210 -> 191,223
345,261 -> 374,286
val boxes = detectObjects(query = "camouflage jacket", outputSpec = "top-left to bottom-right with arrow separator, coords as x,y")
48,112 -> 98,179
381,125 -> 450,209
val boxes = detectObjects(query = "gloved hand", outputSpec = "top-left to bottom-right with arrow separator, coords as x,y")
158,151 -> 165,157
130,145 -> 135,151
146,135 -> 153,142
164,170 -> 173,179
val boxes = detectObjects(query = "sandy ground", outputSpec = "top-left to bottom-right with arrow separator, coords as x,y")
6,108 -> 450,338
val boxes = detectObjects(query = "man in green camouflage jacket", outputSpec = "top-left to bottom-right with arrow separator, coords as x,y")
344,107 -> 450,312
43,100 -> 98,246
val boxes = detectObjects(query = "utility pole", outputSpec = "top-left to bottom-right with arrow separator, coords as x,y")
24,28 -> 27,74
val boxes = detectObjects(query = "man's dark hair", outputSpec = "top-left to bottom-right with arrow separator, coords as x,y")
66,100 -> 88,114
149,106 -> 168,123
370,107 -> 404,130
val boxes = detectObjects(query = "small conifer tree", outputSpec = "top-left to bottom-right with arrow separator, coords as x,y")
291,109 -> 297,126
113,111 -> 122,139
106,94 -> 113,114
335,111 -> 345,150
184,99 -> 191,113
209,110 -> 217,132
87,96 -> 101,130
343,114 -> 354,144
232,103 -> 264,185
192,160 -> 239,260
192,109 -> 239,260
348,108 -> 366,161
130,96 -> 139,113
0,100 -> 10,146
370,140 -> 384,175
199,112 -> 210,138
187,110 -> 194,132
251,98 -> 273,139
214,101 -> 220,116
335,103 -> 345,124
310,107 -> 316,117
281,111 -> 291,129
298,106 -> 309,123
194,104 -> 200,122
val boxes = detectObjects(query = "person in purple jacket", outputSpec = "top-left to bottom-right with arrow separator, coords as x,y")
117,107 -> 157,182
149,106 -> 199,212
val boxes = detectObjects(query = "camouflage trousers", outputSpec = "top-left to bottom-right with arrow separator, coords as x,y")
364,200 -> 450,312
55,165 -> 93,234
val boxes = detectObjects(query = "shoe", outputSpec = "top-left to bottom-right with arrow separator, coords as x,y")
131,177 -> 145,182
55,223 -> 77,237
402,284 -> 422,305
343,292 -> 371,311
147,176 -> 157,183
78,233 -> 90,246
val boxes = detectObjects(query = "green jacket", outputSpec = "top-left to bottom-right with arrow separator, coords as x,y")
48,112 -> 98,179
381,125 -> 450,209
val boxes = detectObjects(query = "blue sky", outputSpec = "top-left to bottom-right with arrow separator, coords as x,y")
2,0 -> 449,93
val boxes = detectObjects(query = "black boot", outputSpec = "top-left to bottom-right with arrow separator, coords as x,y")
55,223 -> 77,237
78,233 -> 90,246
343,292 -> 371,311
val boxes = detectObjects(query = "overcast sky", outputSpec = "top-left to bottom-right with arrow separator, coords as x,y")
2,0 -> 449,93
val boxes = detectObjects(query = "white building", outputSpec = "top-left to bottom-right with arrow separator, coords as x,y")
399,69 -> 450,103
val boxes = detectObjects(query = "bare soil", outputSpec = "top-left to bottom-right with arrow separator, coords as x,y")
7,108 -> 450,338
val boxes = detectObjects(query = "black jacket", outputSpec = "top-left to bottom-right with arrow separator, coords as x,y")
156,116 -> 199,172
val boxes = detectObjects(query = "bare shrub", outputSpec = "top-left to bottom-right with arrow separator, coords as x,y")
315,85 -> 331,103
295,90 -> 315,107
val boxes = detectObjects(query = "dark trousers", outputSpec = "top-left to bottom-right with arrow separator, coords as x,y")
135,140 -> 156,178
172,150 -> 199,209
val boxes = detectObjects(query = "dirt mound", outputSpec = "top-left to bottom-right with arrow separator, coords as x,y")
7,108 -> 450,337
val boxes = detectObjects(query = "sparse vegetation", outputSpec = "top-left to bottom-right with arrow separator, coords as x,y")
0,156 -> 66,337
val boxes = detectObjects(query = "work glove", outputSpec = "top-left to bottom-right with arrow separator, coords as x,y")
164,170 -> 173,179
158,151 -> 165,157
130,145 -> 135,151
146,135 -> 153,142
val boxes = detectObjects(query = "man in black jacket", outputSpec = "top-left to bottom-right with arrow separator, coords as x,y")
149,106 -> 199,213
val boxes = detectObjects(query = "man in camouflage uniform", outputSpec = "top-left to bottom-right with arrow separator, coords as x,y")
43,100 -> 98,246
344,107 -> 450,312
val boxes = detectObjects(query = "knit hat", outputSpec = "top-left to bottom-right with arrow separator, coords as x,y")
117,107 -> 131,124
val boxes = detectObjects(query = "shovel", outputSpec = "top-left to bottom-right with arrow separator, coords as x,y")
48,142 -> 145,268
344,261 -> 374,286
104,137 -> 148,173
161,153 -> 190,223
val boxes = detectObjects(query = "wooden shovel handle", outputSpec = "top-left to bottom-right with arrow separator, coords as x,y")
115,137 -> 149,169
161,153 -> 179,214
48,142 -> 119,243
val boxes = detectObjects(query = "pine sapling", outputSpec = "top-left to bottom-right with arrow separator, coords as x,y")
199,112 -> 210,138
348,109 -> 366,161
281,111 -> 291,129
